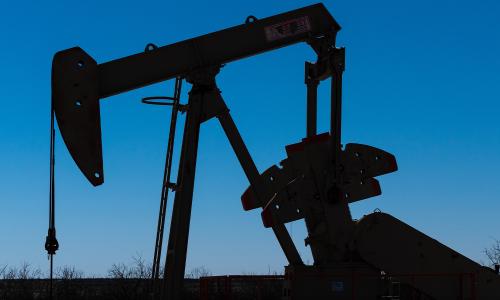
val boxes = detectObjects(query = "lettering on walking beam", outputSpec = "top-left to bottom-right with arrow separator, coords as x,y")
265,16 -> 311,42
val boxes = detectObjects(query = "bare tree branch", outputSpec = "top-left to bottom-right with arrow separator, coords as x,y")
108,254 -> 153,279
185,266 -> 212,279
56,265 -> 84,280
484,239 -> 500,267
0,264 -> 7,279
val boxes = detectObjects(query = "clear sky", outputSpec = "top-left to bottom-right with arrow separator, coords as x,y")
1,0 -> 499,277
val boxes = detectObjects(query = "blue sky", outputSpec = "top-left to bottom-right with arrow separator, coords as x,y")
1,0 -> 499,276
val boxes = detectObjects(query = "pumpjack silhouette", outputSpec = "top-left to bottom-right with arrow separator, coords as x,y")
49,3 -> 500,299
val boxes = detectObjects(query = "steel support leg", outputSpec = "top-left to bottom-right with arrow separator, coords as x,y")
162,84 -> 204,300
213,93 -> 303,265
162,68 -> 303,300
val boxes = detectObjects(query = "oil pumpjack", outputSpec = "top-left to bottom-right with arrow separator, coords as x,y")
49,3 -> 500,299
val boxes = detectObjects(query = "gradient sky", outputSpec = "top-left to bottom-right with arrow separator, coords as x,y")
1,0 -> 499,277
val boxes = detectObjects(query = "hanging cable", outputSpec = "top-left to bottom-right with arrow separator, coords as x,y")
45,99 -> 59,300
